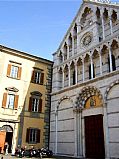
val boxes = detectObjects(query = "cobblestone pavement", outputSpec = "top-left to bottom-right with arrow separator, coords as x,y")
0,154 -> 76,159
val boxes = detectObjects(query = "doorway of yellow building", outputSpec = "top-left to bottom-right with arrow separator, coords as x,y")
0,125 -> 13,153
0,131 -> 6,153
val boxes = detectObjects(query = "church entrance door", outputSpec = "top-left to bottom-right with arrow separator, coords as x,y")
84,114 -> 105,159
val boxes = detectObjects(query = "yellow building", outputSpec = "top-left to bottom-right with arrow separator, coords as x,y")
0,45 -> 53,154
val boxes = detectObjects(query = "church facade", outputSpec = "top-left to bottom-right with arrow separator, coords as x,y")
50,0 -> 119,158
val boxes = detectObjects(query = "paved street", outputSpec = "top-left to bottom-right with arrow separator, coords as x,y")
0,154 -> 76,159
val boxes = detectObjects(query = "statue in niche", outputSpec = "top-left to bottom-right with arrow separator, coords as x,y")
90,96 -> 96,107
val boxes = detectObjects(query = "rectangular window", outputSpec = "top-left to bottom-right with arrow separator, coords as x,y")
32,98 -> 39,112
26,128 -> 40,143
7,94 -> 15,109
29,129 -> 37,143
7,64 -> 22,79
10,65 -> 18,78
34,72 -> 41,84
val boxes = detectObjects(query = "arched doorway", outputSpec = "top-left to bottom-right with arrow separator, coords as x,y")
75,86 -> 105,158
0,125 -> 13,153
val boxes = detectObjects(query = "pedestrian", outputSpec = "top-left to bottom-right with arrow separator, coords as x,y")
4,142 -> 9,155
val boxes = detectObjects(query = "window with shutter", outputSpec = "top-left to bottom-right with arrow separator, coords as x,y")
29,97 -> 32,112
26,128 -> 40,143
26,128 -> 30,143
31,70 -> 35,83
29,91 -> 42,113
2,92 -> 19,110
7,64 -> 11,76
40,73 -> 44,85
7,64 -> 22,79
14,95 -> 19,109
31,69 -> 44,85
39,99 -> 42,113
37,129 -> 40,143
2,93 -> 7,108
18,67 -> 22,79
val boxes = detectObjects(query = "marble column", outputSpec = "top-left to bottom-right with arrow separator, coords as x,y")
75,61 -> 78,84
73,110 -> 78,157
108,44 -> 113,72
72,36 -> 74,56
67,44 -> 69,59
99,50 -> 102,75
103,102 -> 110,158
55,108 -> 58,154
62,67 -> 65,88
109,11 -> 113,35
90,54 -> 93,79
101,9 -> 105,40
82,57 -> 85,82
68,64 -> 71,87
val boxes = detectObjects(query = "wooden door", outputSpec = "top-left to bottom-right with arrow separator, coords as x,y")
0,131 -> 6,153
84,115 -> 105,159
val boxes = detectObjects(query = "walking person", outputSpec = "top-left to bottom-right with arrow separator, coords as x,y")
4,142 -> 9,155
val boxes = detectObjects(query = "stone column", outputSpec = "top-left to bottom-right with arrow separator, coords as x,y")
103,102 -> 110,158
67,41 -> 69,59
68,64 -> 70,87
101,8 -> 105,40
55,108 -> 58,154
82,57 -> 85,82
99,47 -> 102,75
109,10 -> 113,35
72,36 -> 74,56
77,24 -> 79,51
90,53 -> 93,79
75,61 -> 78,84
76,108 -> 83,157
99,53 -> 102,75
73,110 -> 78,157
108,44 -> 113,72
62,51 -> 64,62
62,66 -> 65,88
79,109 -> 83,156
12,123 -> 18,155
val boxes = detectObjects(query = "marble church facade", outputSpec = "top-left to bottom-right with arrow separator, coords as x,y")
50,0 -> 119,158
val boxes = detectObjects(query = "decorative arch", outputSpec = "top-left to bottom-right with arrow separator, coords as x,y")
30,91 -> 42,97
56,95 -> 74,113
5,87 -> 19,92
1,125 -> 13,132
75,86 -> 103,111
105,79 -> 119,100
58,95 -> 72,105
80,6 -> 93,29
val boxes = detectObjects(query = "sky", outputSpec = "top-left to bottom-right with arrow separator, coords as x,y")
0,0 -> 118,61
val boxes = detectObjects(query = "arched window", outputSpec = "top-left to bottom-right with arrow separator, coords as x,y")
29,91 -> 42,113
89,64 -> 95,79
108,54 -> 116,72
73,70 -> 75,85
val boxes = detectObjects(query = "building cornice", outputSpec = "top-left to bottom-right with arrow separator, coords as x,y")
0,118 -> 20,123
0,45 -> 53,65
